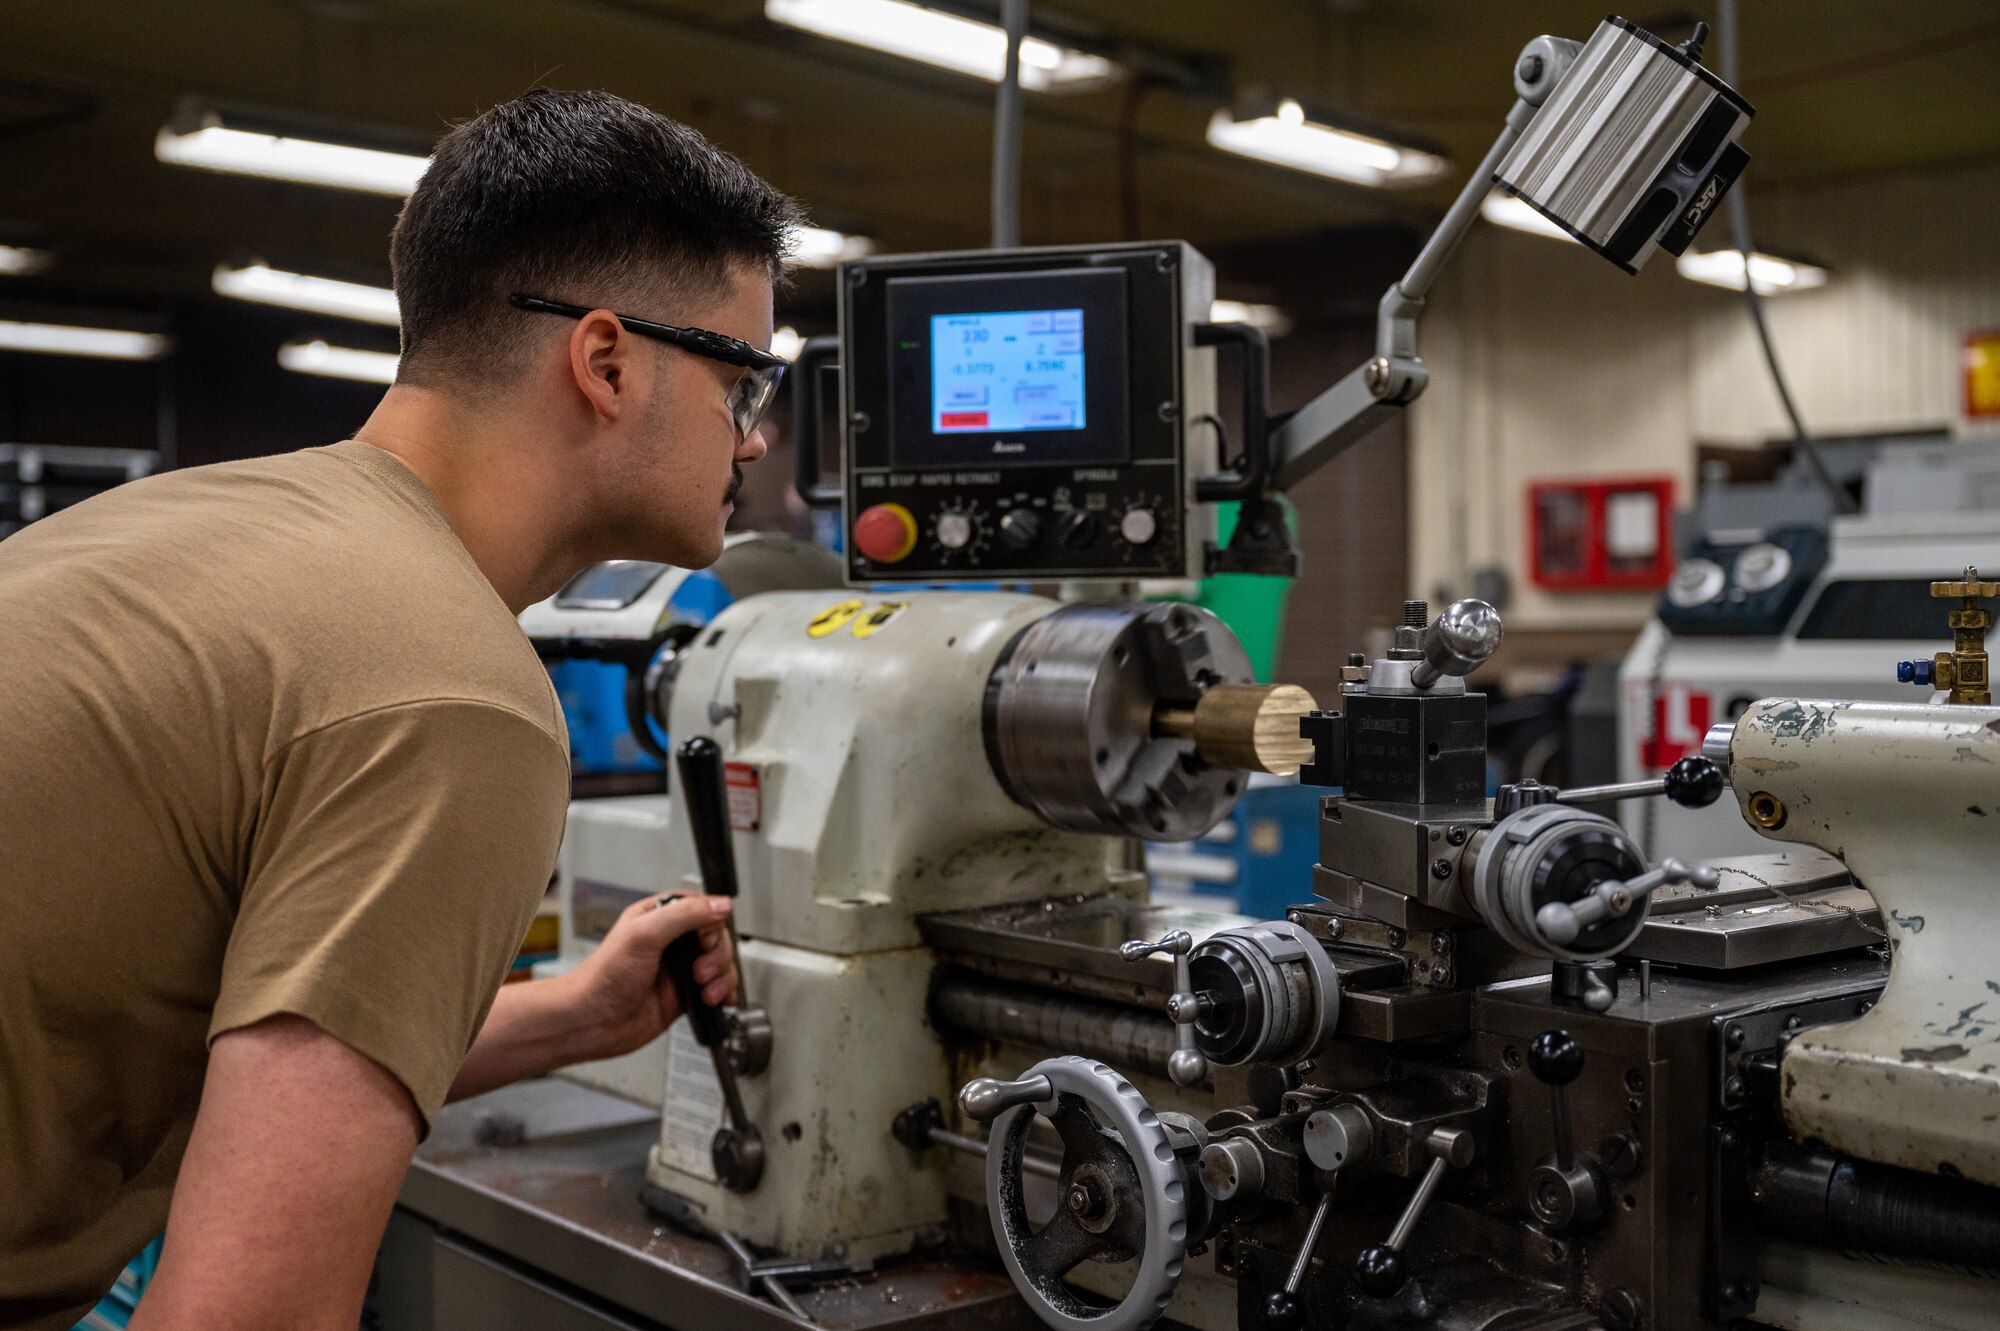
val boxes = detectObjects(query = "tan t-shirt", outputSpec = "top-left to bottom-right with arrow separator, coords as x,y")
0,440 -> 572,1328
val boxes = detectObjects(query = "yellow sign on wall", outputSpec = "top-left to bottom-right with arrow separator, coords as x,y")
1967,329 -> 2000,420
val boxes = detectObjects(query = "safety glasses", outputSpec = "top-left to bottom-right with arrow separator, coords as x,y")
510,293 -> 788,441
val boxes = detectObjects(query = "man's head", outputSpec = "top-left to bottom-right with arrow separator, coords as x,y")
389,89 -> 801,568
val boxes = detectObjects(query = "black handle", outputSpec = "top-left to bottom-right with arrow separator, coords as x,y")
1192,321 -> 1272,503
676,736 -> 740,900
1663,755 -> 1726,808
1353,1244 -> 1404,1299
791,334 -> 843,510
1530,1029 -> 1581,1170
665,736 -> 740,1048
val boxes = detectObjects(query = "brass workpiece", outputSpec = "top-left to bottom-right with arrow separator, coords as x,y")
1154,683 -> 1319,775
1928,565 -> 1995,706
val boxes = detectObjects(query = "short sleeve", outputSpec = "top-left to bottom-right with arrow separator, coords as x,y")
211,700 -> 570,1129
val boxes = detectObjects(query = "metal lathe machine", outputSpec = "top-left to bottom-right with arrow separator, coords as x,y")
376,18 -> 2000,1331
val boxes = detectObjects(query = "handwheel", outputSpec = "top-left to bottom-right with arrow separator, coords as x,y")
980,1057 -> 1189,1331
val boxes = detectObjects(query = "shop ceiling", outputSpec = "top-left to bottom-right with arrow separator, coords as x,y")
4,0 -> 1998,315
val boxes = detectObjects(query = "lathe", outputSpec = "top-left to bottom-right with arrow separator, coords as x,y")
380,17 -> 1999,1331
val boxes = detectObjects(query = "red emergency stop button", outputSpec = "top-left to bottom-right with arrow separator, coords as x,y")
854,503 -> 918,564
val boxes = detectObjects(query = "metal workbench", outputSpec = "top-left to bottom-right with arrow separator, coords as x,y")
370,1078 -> 1038,1331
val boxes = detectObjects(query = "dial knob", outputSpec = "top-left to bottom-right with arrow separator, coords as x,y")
999,508 -> 1043,551
1120,507 -> 1159,546
854,503 -> 918,564
935,510 -> 975,550
1056,509 -> 1097,550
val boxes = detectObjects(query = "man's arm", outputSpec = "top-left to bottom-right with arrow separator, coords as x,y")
129,1016 -> 419,1331
451,891 -> 738,1102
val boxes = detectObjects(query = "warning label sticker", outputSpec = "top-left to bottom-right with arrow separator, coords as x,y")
807,599 -> 865,637
725,762 -> 761,832
658,1021 -> 725,1182
851,601 -> 909,639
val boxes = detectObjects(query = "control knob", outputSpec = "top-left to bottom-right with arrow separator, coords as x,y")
935,509 -> 976,550
999,508 -> 1043,551
1119,506 -> 1159,546
1056,509 -> 1097,550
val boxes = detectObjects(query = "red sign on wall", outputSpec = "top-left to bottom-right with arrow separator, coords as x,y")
1528,476 -> 1675,592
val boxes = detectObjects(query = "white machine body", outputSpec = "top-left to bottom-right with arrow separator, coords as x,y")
641,590 -> 1143,1259
1620,513 -> 2000,860
1730,698 -> 2000,1186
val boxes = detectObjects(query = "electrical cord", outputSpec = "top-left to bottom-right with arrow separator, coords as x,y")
1717,0 -> 1857,515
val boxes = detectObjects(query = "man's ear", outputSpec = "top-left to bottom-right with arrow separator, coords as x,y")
567,310 -> 635,421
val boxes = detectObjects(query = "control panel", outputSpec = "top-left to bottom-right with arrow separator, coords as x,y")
835,242 -> 1215,584
1656,523 -> 1829,636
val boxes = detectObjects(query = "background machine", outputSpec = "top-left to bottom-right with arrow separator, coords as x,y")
378,16 -> 2000,1331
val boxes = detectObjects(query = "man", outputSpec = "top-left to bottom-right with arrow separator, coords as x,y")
0,89 -> 800,1329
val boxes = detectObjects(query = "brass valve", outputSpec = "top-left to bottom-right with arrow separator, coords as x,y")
1904,566 -> 1998,706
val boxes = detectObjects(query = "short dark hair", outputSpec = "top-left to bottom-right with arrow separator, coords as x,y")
390,88 -> 801,386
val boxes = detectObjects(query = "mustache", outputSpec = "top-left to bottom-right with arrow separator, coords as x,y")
725,465 -> 744,505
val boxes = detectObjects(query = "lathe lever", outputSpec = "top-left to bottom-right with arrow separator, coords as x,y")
1526,1030 -> 1606,1232
1534,857 -> 1718,948
1260,1189 -> 1334,1331
1353,1127 -> 1475,1298
1119,930 -> 1210,1087
672,736 -> 766,1192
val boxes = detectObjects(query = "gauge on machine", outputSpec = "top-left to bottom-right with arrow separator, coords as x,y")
1666,557 -> 1727,608
1731,542 -> 1793,594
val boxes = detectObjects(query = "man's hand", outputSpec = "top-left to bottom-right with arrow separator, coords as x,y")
449,892 -> 737,1102
131,1016 -> 420,1331
568,891 -> 739,1059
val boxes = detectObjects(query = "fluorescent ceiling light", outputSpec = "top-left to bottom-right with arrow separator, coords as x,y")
156,113 -> 429,197
212,262 -> 399,325
1206,99 -> 1447,189
1480,191 -> 1576,243
0,319 -> 170,361
790,226 -> 875,268
279,339 -> 399,384
1677,249 -> 1829,296
766,0 -> 1117,92
1209,299 -> 1293,338
0,245 -> 54,276
770,326 -> 806,361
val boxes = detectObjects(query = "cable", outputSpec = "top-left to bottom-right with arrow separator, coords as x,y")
1717,0 -> 1857,515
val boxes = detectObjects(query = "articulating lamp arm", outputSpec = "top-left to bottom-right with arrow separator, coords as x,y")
1269,37 -> 1578,492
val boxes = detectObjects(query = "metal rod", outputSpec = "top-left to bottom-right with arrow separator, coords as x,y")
1285,1191 -> 1336,1291
1556,777 -> 1666,805
990,0 -> 1027,248
1549,1086 -> 1574,1173
929,1127 -> 1064,1180
1386,1157 -> 1448,1252
1639,959 -> 1653,1001
718,1230 -> 813,1322
1394,105 -> 1530,308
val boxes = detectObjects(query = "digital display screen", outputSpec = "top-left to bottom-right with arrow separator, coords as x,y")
930,309 -> 1086,434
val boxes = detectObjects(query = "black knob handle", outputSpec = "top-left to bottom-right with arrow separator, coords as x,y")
1262,1290 -> 1303,1331
1663,756 -> 1726,809
1056,509 -> 1098,550
668,737 -> 738,1049
1353,1245 -> 1404,1298
676,736 -> 739,901
999,508 -> 1043,550
1529,1030 -> 1584,1086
